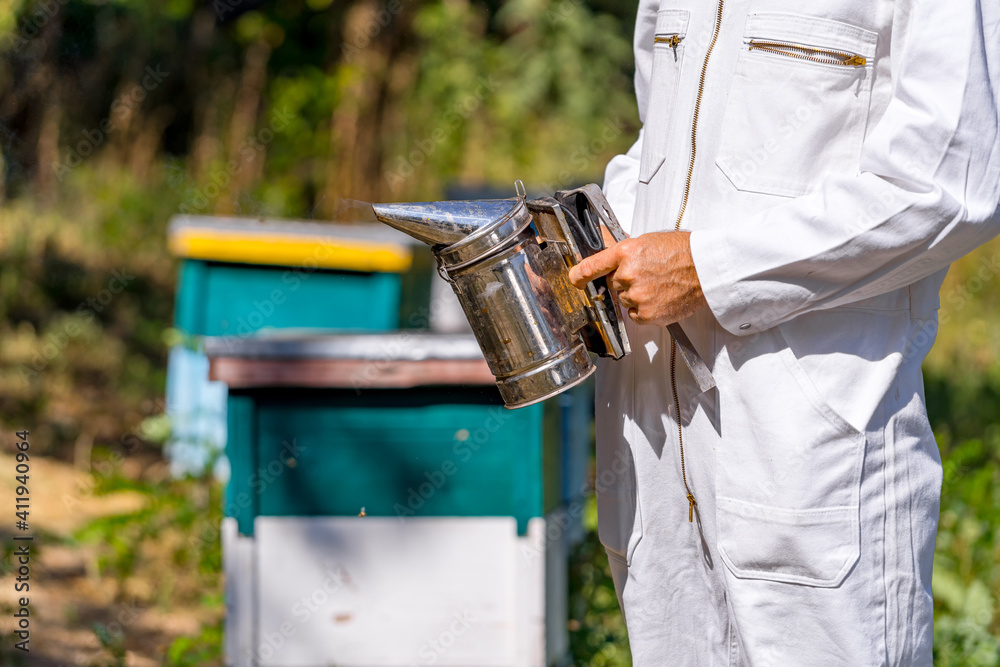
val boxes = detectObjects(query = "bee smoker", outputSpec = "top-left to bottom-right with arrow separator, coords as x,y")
373,182 -> 713,409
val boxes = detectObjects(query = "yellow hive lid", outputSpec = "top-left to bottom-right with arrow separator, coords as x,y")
167,215 -> 415,273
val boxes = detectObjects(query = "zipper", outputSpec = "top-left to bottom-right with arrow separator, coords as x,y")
654,34 -> 684,61
749,40 -> 867,67
671,0 -> 725,523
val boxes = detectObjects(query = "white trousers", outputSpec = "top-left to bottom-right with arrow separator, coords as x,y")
595,312 -> 941,666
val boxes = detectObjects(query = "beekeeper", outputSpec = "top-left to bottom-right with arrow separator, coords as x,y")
567,0 -> 1000,663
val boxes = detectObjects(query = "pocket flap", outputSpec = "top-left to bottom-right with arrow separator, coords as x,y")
744,12 -> 877,60
656,8 -> 690,37
639,9 -> 690,185
715,13 -> 878,197
717,497 -> 860,587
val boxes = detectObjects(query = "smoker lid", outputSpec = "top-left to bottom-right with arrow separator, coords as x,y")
435,197 -> 533,270
371,198 -> 522,247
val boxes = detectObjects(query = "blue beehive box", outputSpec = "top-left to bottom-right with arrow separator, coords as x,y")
167,214 -> 593,665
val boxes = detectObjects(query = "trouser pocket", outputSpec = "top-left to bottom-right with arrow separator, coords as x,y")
717,327 -> 864,586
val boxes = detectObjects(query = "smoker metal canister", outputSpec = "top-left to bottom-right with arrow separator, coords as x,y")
373,193 -> 595,408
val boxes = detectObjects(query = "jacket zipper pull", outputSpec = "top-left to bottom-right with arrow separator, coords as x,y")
687,493 -> 697,522
843,54 -> 867,67
655,34 -> 684,61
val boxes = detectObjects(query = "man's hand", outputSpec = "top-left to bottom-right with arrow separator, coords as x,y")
567,231 -> 707,326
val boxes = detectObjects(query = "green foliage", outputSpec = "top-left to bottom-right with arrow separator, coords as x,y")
165,617 -> 224,667
74,469 -> 223,603
89,622 -> 128,667
0,169 -> 177,456
69,470 -> 225,663
389,0 -> 637,196
923,243 -> 1000,664
932,428 -> 1000,665
568,497 -> 631,666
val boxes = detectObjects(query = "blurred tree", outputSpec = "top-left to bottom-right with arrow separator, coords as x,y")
0,0 -> 639,215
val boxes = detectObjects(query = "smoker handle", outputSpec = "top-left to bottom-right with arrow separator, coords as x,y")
570,184 -> 717,393
666,323 -> 716,393
572,183 -> 629,244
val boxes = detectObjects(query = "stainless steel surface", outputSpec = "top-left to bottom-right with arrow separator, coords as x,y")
534,191 -> 631,360
372,199 -> 521,247
449,237 -> 593,379
374,185 -> 606,408
561,183 -> 629,244
445,225 -> 598,408
497,343 -> 596,409
437,199 -> 533,269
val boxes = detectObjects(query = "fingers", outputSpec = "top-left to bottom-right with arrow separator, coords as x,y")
623,298 -> 650,325
610,270 -> 629,293
567,245 -> 623,289
619,285 -> 662,326
618,291 -> 647,325
624,301 -> 655,325
617,291 -> 637,310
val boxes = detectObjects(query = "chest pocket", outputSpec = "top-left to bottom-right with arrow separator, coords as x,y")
639,9 -> 690,184
715,13 -> 877,198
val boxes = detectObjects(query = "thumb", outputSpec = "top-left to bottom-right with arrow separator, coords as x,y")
568,245 -> 623,288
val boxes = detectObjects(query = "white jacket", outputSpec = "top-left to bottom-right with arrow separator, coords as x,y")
607,0 -> 1000,339
598,0 -> 1000,662
603,0 -> 1000,455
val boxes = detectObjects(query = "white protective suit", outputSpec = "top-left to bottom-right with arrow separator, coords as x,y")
597,0 -> 1000,664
